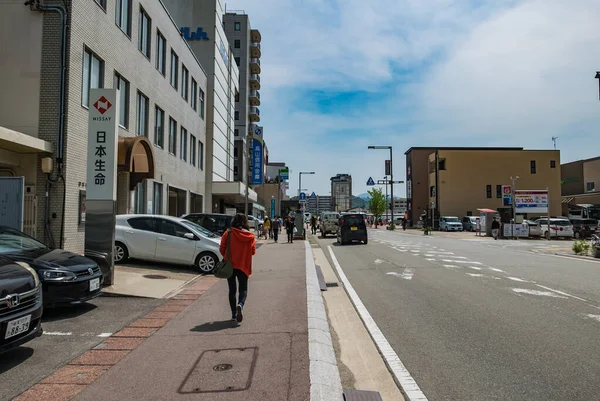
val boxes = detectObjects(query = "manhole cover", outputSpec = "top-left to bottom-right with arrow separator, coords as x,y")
143,274 -> 168,280
178,348 -> 257,393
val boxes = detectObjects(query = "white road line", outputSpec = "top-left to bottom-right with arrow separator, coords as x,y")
438,255 -> 467,259
328,246 -> 428,401
535,285 -> 588,302
410,250 -> 420,253
507,277 -> 529,283
466,266 -> 482,271
443,264 -> 461,269
401,267 -> 415,280
98,333 -> 113,337
511,288 -> 568,298
585,314 -> 600,323
426,258 -> 436,261
44,331 -> 72,336
489,268 -> 506,273
452,260 -> 483,265
374,259 -> 384,264
466,273 -> 484,277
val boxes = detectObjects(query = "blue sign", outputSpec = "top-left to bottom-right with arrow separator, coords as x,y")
180,27 -> 209,41
279,169 -> 289,180
219,40 -> 229,68
299,192 -> 307,201
251,138 -> 263,185
366,177 -> 375,186
254,126 -> 263,137
271,199 -> 275,218
310,192 -> 316,198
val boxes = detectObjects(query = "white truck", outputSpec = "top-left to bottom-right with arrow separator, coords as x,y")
566,204 -> 600,221
320,212 -> 339,238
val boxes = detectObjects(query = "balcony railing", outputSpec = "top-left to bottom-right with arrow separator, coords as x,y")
250,42 -> 261,57
249,90 -> 260,106
251,29 -> 261,43
249,57 -> 261,74
249,107 -> 260,122
249,74 -> 261,90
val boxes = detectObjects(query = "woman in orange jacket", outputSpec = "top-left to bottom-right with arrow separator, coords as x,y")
220,214 -> 257,323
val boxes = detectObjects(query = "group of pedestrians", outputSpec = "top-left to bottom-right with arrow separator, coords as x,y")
258,215 -> 298,243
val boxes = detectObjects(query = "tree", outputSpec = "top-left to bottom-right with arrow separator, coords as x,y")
368,187 -> 386,223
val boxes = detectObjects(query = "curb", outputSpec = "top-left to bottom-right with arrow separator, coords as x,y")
304,241 -> 344,401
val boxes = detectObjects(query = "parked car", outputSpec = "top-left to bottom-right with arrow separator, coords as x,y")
114,215 -> 222,273
462,216 -> 478,231
534,218 -> 574,239
522,220 -> 542,237
0,226 -> 103,307
337,213 -> 368,245
247,215 -> 263,230
320,212 -> 339,238
439,216 -> 463,232
181,213 -> 233,236
0,257 -> 43,354
570,218 -> 598,239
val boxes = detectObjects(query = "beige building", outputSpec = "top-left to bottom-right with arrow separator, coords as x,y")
428,149 -> 561,220
561,156 -> 600,206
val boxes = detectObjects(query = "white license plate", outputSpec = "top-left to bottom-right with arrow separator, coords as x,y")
89,278 -> 100,292
5,315 -> 31,339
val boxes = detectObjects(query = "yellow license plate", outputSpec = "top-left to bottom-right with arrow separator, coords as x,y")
351,227 -> 358,231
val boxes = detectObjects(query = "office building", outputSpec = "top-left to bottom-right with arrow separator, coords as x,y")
162,0 -> 259,213
306,196 -> 333,214
0,0 -> 209,253
405,147 -> 561,226
561,156 -> 600,205
331,174 -> 352,211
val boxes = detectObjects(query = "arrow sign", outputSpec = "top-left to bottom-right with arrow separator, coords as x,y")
366,177 -> 375,186
299,192 -> 307,201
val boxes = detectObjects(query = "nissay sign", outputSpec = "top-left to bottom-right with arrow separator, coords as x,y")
180,27 -> 209,41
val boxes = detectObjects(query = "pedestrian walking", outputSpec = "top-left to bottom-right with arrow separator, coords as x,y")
219,214 -> 256,323
285,216 -> 295,243
310,215 -> 317,235
263,218 -> 271,240
272,216 -> 280,242
491,217 -> 501,240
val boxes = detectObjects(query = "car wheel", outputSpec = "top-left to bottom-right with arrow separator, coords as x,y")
574,231 -> 581,239
196,252 -> 218,274
114,242 -> 128,263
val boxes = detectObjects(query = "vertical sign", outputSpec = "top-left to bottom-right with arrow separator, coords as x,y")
85,88 -> 119,286
502,185 -> 512,206
271,198 -> 275,219
251,126 -> 263,185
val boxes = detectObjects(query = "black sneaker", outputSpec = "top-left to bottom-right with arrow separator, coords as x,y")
231,315 -> 237,321
236,304 -> 243,323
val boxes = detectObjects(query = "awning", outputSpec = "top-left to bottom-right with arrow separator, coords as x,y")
253,203 -> 266,212
561,197 -> 574,204
118,136 -> 155,190
0,126 -> 53,154
212,181 -> 258,203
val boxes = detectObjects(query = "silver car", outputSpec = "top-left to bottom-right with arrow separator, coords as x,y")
114,214 -> 222,273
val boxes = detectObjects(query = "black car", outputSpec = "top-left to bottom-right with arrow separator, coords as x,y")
337,213 -> 368,245
0,255 -> 43,354
181,213 -> 233,236
572,218 -> 599,239
0,226 -> 103,307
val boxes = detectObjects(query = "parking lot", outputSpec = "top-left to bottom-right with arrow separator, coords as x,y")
0,295 -> 162,401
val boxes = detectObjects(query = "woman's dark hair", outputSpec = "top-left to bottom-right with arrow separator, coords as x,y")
231,213 -> 250,230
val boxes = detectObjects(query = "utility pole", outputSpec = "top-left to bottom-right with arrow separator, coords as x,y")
390,148 -> 394,229
384,176 -> 388,220
510,175 -> 519,239
276,170 -> 280,216
244,134 -> 253,216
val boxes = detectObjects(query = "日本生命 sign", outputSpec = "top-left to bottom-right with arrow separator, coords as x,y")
515,190 -> 548,213
86,89 -> 118,201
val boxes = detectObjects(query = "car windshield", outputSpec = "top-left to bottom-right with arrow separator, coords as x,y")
0,228 -> 47,253
446,217 -> 460,222
589,208 -> 600,220
551,220 -> 571,226
181,221 -> 219,238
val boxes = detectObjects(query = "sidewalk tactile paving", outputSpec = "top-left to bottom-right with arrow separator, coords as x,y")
94,337 -> 146,350
171,294 -> 201,300
128,318 -> 170,328
152,305 -> 188,312
40,365 -> 108,385
112,327 -> 157,338
163,299 -> 195,307
12,384 -> 86,401
143,311 -> 180,319
70,350 -> 130,366
178,289 -> 206,295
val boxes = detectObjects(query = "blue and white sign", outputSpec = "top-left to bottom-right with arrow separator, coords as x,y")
251,138 -> 263,185
299,192 -> 307,201
366,177 -> 375,186
279,168 -> 289,180
271,199 -> 275,218
310,192 -> 316,198
219,40 -> 229,69
515,190 -> 548,213
180,27 -> 209,41
254,126 -> 263,138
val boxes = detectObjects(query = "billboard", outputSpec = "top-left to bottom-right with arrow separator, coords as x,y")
502,185 -> 512,206
515,190 -> 548,213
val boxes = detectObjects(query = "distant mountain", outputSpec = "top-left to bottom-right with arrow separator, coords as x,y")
357,193 -> 370,200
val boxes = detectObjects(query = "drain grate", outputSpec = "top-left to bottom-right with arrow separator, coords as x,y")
325,282 -> 339,288
178,347 -> 258,394
143,274 -> 168,280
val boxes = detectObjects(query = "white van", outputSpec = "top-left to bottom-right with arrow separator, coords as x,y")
320,212 -> 339,237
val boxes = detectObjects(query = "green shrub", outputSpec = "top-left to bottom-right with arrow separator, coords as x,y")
572,240 -> 591,255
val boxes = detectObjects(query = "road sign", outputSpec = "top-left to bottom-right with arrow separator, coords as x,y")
366,177 -> 375,186
502,185 -> 512,206
254,126 -> 263,138
279,167 -> 289,180
299,192 -> 306,201
310,192 -> 316,198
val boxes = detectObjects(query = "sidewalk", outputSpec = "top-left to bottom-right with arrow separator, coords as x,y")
14,240 -> 337,401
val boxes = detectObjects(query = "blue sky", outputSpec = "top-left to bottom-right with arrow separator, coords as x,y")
233,0 -> 600,197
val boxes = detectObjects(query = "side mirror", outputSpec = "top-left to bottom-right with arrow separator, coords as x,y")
184,232 -> 196,240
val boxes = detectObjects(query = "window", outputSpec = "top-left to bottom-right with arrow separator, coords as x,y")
94,0 -> 107,10
191,79 -> 197,111
180,127 -> 187,161
156,31 -> 166,75
550,160 -> 556,168
199,89 -> 205,119
438,159 -> 446,170
486,185 -> 492,198
587,182 -> 595,192
234,111 -> 239,120
136,91 -> 149,136
234,165 -> 238,176
181,65 -> 189,100
115,0 -> 132,36
190,135 -> 196,166
168,117 -> 177,155
235,92 -> 240,102
234,22 -> 241,31
113,73 -> 129,128
234,146 -> 238,158
82,48 -> 104,107
134,181 -> 146,213
530,160 -> 536,174
153,182 -> 163,214
128,217 -> 155,231
234,40 -> 240,48
198,141 -> 204,170
170,50 -> 179,88
138,7 -> 151,57
158,219 -> 191,238
235,57 -> 240,66
496,185 -> 502,198
154,106 -> 164,148
234,129 -> 239,136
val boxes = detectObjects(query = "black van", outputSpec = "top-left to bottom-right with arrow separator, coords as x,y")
181,213 -> 233,236
337,213 -> 368,245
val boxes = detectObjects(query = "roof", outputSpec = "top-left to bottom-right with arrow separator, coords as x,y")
404,147 -> 524,155
561,156 -> 600,166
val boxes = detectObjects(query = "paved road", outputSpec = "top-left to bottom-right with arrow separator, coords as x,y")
317,229 -> 600,401
0,296 -> 161,401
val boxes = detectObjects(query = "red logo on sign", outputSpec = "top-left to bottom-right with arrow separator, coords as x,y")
93,96 -> 112,115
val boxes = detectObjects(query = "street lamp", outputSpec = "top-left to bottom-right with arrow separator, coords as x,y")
510,176 -> 519,239
299,171 -> 315,212
368,146 -> 395,229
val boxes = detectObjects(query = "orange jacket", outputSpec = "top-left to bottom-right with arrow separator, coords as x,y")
220,227 -> 256,277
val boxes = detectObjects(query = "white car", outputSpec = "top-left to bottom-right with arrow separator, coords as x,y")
534,217 -> 574,239
114,214 -> 222,273
247,215 -> 263,229
522,220 -> 542,237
